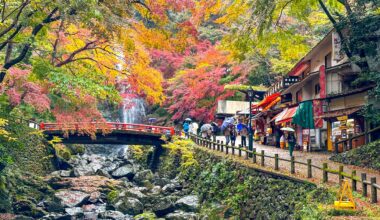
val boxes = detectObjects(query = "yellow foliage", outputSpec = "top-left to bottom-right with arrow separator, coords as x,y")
0,118 -> 16,142
162,136 -> 198,170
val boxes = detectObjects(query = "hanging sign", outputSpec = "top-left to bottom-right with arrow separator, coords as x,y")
337,115 -> 348,121
283,76 -> 300,88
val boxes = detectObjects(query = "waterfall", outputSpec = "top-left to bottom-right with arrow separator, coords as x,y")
121,98 -> 146,124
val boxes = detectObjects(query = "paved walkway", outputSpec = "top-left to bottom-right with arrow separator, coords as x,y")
213,136 -> 380,202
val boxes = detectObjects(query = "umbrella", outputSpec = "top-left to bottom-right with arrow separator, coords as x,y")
281,127 -> 295,132
237,123 -> 248,132
184,118 -> 192,122
221,117 -> 235,131
200,124 -> 212,132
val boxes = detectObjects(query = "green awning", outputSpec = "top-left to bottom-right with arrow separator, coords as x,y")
292,101 -> 315,129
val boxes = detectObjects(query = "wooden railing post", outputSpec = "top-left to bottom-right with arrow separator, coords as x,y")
225,144 -> 229,155
238,145 -> 242,157
352,170 -> 357,191
361,173 -> 367,197
274,154 -> 279,171
252,148 -> 256,163
261,150 -> 265,166
216,140 -> 220,151
232,146 -> 235,155
371,177 -> 377,203
290,156 -> 295,174
339,166 -> 344,184
221,141 -> 224,152
307,159 -> 312,178
245,148 -> 249,160
323,163 -> 328,183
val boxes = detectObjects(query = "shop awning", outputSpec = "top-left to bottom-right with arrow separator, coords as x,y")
316,106 -> 362,119
292,101 -> 315,129
289,61 -> 310,76
275,107 -> 298,124
263,96 -> 281,111
252,93 -> 281,109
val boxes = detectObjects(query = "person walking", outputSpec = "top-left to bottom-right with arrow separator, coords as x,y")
211,122 -> 219,136
230,124 -> 237,146
287,132 -> 296,157
240,126 -> 248,147
224,125 -> 231,145
183,121 -> 190,139
192,122 -> 199,135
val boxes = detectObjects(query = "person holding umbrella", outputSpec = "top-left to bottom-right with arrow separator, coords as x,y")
281,127 -> 296,157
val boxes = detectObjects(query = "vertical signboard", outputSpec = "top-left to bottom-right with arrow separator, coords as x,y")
319,65 -> 326,98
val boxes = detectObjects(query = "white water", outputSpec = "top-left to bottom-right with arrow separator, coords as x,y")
121,98 -> 146,124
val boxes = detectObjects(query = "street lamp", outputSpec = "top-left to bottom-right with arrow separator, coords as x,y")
247,86 -> 254,156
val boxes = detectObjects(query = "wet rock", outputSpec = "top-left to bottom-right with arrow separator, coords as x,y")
115,197 -> 143,215
82,204 -> 106,213
174,195 -> 199,212
165,210 -> 198,220
152,197 -> 174,217
41,198 -> 65,212
111,164 -> 135,179
64,207 -> 83,217
95,169 -> 111,178
83,212 -> 98,219
150,186 -> 162,195
102,161 -> 121,172
133,170 -> 154,186
88,191 -> 102,203
14,215 -> 34,220
162,183 -> 176,194
59,170 -> 72,177
73,166 -> 95,177
55,190 -> 90,208
123,188 -> 148,203
41,213 -> 71,220
98,210 -> 126,220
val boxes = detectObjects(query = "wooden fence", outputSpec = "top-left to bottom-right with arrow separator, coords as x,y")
189,134 -> 379,204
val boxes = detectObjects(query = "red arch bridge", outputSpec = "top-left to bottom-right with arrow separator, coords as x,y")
39,122 -> 175,146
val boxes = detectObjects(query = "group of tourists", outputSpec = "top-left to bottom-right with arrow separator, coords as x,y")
180,117 -> 296,157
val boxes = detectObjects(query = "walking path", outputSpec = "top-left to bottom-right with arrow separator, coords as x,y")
212,136 -> 380,203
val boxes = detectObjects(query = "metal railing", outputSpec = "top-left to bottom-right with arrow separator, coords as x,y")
190,134 -> 379,204
39,122 -> 175,136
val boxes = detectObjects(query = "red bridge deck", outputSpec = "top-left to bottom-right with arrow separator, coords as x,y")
39,122 -> 175,136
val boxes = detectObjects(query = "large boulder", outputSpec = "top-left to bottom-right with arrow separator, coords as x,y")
162,184 -> 176,194
133,170 -> 154,186
123,188 -> 148,204
165,210 -> 198,220
153,177 -> 171,187
152,197 -> 174,217
174,195 -> 199,212
73,166 -> 95,177
55,190 -> 90,208
114,197 -> 144,215
98,210 -> 126,220
111,164 -> 135,179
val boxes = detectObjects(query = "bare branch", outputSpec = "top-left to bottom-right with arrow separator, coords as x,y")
55,40 -> 98,67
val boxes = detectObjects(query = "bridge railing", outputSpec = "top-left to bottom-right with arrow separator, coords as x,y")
40,122 -> 175,136
189,133 -> 379,204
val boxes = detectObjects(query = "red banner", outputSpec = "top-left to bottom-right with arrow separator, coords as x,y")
313,99 -> 323,128
319,65 -> 326,98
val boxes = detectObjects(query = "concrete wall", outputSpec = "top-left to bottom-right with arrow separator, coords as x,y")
217,100 -> 250,115
329,92 -> 367,111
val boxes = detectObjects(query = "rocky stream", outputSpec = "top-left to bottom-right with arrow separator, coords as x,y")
22,144 -> 201,220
